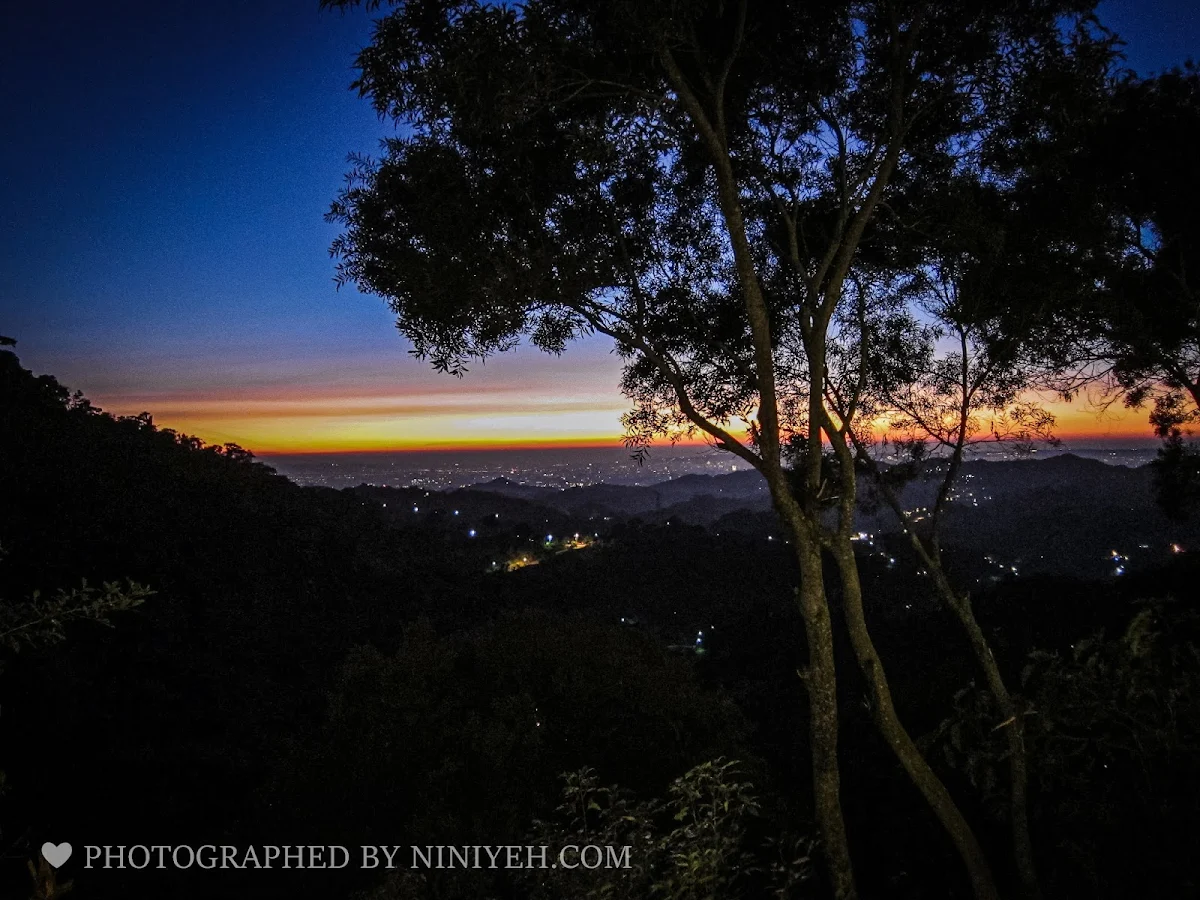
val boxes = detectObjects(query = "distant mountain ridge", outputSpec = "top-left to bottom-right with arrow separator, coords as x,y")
433,453 -> 1198,578
463,453 -> 1124,517
468,468 -> 770,516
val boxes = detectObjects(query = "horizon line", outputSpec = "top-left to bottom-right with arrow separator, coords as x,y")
251,433 -> 1162,457
252,438 -> 713,457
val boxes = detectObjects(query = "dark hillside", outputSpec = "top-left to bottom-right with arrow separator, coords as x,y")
0,351 -> 743,900
0,349 -> 446,894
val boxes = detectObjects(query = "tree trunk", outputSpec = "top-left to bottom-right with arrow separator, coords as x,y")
866,452 -> 1042,899
779,511 -> 858,900
1008,713 -> 1040,900
934,571 -> 1042,900
831,541 -> 1000,900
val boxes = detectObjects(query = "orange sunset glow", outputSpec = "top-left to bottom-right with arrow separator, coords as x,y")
24,324 -> 1163,456
87,372 -> 1155,456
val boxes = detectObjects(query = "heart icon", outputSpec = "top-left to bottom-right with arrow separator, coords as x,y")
41,843 -> 72,868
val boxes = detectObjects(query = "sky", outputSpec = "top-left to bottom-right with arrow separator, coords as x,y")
1,0 -> 1196,454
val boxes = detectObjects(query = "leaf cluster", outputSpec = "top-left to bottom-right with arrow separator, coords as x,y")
0,578 -> 152,657
927,600 -> 1200,894
518,758 -> 812,900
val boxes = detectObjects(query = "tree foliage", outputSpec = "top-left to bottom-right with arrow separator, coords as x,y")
357,759 -> 812,900
324,0 -> 1106,456
1044,65 -> 1200,515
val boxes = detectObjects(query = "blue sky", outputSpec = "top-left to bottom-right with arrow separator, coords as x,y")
0,0 -> 1195,450
2,1 -> 391,362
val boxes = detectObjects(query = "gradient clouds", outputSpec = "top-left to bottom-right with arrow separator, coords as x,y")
57,330 -> 636,452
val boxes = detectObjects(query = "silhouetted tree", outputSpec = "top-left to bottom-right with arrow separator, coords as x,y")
1055,66 -> 1200,515
323,2 -> 1113,895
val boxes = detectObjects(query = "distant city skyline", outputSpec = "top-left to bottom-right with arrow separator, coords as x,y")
2,0 -> 1196,454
